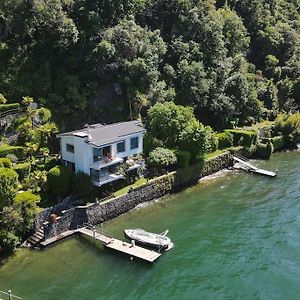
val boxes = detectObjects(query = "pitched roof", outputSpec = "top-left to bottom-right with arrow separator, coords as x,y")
57,120 -> 146,146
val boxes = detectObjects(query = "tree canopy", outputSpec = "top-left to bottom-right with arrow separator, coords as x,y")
0,0 -> 299,130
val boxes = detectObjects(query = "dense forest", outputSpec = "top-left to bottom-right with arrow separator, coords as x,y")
0,0 -> 299,130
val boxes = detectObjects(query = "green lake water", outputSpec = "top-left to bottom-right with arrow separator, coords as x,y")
0,151 -> 300,300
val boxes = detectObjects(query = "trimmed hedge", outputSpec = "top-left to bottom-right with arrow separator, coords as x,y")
217,131 -> 233,149
12,162 -> 31,181
255,142 -> 273,159
225,129 -> 257,147
0,103 -> 20,113
271,136 -> 285,151
0,144 -> 25,158
173,149 -> 191,169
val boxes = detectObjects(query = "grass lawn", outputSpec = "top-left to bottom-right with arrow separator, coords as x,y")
248,120 -> 274,130
114,178 -> 148,197
205,149 -> 226,159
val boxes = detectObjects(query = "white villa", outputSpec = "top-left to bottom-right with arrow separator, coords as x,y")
57,121 -> 146,186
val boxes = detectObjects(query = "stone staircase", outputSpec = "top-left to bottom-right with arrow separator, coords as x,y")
25,227 -> 45,247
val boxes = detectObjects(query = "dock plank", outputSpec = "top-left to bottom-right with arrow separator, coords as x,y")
78,228 -> 161,263
40,230 -> 78,247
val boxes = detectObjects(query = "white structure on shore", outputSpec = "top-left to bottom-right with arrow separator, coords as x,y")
57,121 -> 146,186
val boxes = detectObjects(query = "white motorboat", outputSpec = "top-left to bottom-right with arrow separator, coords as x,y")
124,228 -> 173,251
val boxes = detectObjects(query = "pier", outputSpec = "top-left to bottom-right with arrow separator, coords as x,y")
77,227 -> 161,263
233,155 -> 277,177
40,225 -> 161,263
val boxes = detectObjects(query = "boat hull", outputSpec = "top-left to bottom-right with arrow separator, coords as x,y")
124,229 -> 173,251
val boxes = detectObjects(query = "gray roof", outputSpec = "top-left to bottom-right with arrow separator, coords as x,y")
57,120 -> 146,147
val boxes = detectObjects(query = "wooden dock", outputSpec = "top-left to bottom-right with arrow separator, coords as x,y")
40,230 -> 78,248
233,156 -> 277,177
77,227 -> 161,263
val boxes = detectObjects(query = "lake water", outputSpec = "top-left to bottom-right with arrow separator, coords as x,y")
0,151 -> 300,300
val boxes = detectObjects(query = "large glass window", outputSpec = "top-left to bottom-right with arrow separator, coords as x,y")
117,141 -> 125,153
130,137 -> 139,150
66,144 -> 74,153
93,148 -> 102,162
100,167 -> 110,177
90,168 -> 100,181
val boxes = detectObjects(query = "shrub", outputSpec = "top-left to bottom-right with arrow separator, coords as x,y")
225,129 -> 257,147
0,157 -> 12,168
173,150 -> 191,169
242,145 -> 257,158
147,147 -> 177,175
274,112 -> 300,147
205,128 -> 218,152
0,230 -> 20,253
217,131 -> 234,149
255,142 -> 273,159
14,191 -> 40,231
71,171 -> 94,199
13,162 -> 31,181
0,103 -> 20,113
14,191 -> 40,205
47,165 -> 72,197
0,93 -> 7,104
36,108 -> 51,124
0,144 -> 25,158
44,156 -> 60,171
271,136 -> 285,151
0,168 -> 19,208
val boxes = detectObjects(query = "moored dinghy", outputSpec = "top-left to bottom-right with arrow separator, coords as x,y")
124,228 -> 174,251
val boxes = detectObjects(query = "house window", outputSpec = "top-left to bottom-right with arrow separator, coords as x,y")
93,148 -> 102,162
117,141 -> 125,153
90,168 -> 100,181
130,137 -> 139,150
100,167 -> 110,177
66,144 -> 74,153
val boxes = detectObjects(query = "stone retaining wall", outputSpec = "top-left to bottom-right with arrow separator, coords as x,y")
43,152 -> 233,239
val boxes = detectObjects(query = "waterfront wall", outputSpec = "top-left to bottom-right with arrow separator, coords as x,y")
43,152 -> 233,239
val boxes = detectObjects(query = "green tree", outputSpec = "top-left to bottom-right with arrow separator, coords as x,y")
147,101 -> 217,158
47,165 -> 72,198
147,147 -> 177,175
0,168 -> 19,209
71,172 -> 93,199
0,229 -> 20,253
14,191 -> 40,232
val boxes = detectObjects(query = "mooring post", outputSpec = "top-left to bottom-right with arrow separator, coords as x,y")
8,290 -> 12,300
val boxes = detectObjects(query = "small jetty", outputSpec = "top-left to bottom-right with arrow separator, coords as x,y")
78,227 -> 161,263
233,155 -> 277,177
39,225 -> 161,263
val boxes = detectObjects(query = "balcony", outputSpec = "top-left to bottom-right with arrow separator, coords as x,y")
92,173 -> 124,187
125,157 -> 145,171
91,156 -> 123,170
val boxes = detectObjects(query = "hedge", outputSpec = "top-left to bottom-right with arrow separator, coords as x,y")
255,142 -> 273,159
0,103 -> 20,113
217,131 -> 233,149
0,144 -> 25,158
12,162 -> 31,181
173,149 -> 191,169
271,136 -> 285,151
225,129 -> 257,147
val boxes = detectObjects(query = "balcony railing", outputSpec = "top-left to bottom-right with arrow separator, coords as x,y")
91,156 -> 123,169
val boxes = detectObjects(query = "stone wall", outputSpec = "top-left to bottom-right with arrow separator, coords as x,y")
43,152 -> 233,239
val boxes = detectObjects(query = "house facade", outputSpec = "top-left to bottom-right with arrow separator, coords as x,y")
57,121 -> 146,186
